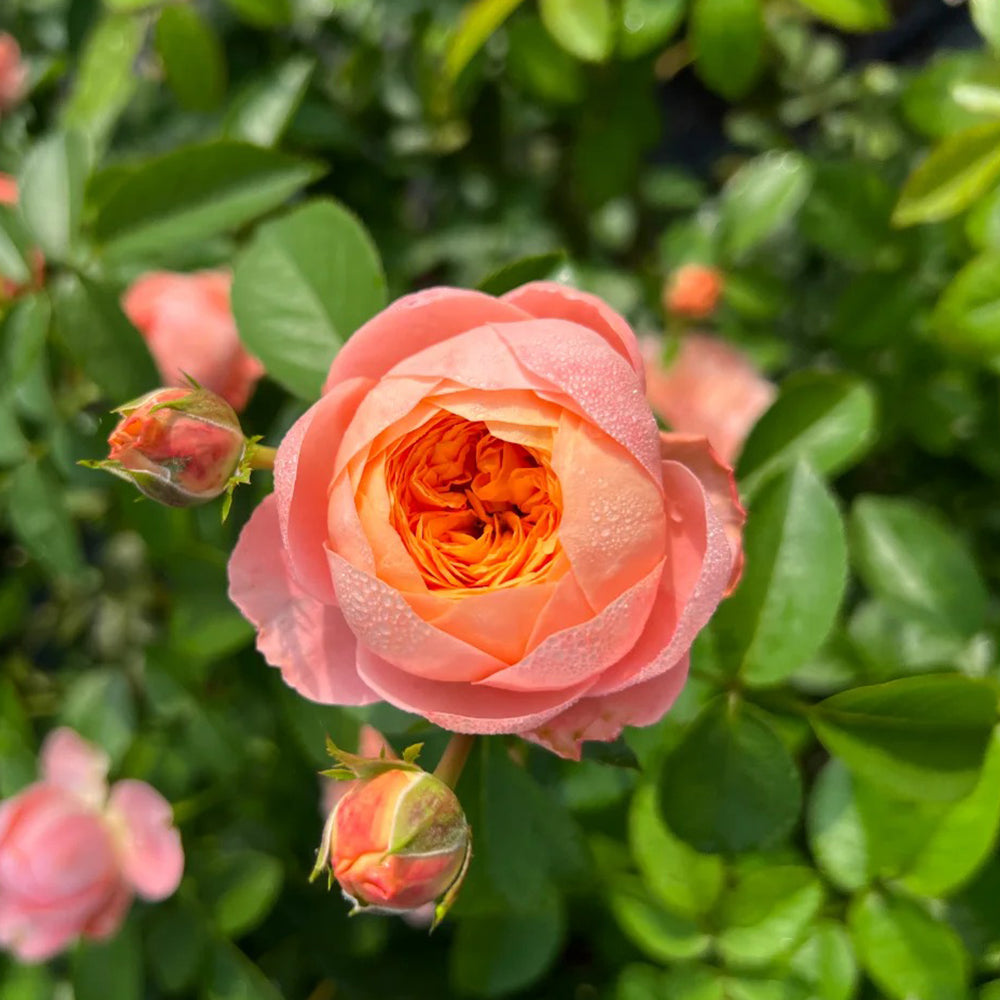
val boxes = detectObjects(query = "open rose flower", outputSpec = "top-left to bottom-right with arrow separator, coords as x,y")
643,334 -> 775,466
122,270 -> 265,412
229,283 -> 744,758
0,34 -> 27,116
0,728 -> 184,962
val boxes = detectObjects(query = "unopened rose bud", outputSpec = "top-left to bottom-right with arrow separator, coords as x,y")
314,750 -> 471,925
663,263 -> 724,319
92,387 -> 247,507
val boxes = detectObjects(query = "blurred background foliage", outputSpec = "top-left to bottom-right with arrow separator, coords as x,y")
4,0 -> 1000,998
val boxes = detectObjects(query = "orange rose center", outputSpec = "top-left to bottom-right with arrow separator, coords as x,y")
384,413 -> 562,593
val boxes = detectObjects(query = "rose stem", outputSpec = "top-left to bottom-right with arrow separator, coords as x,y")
433,733 -> 476,788
249,444 -> 278,470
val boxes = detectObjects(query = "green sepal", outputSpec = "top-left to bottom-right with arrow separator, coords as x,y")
221,434 -> 260,522
432,836 -> 473,932
323,737 -> 423,780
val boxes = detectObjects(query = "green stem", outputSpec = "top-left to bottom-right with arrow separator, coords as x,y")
249,444 -> 278,470
433,733 -> 475,788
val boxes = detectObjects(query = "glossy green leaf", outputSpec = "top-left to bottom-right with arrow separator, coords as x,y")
60,669 -> 136,766
972,0 -> 1000,52
714,463 -> 847,686
51,273 -> 159,401
62,14 -> 145,147
717,866 -> 824,968
445,0 -> 527,80
93,142 -> 324,261
791,0 -> 888,30
893,122 -> 1000,226
203,849 -> 284,939
223,56 -> 315,147
849,891 -> 969,1000
0,205 -> 32,285
903,52 -> 1000,139
539,0 -> 614,62
690,0 -> 764,100
18,130 -> 89,261
787,921 -> 858,1000
73,916 -> 142,1000
932,252 -> 1000,364
155,4 -> 226,113
7,459 -> 84,581
618,0 -> 686,57
231,198 -> 386,400
477,251 -> 568,296
628,782 -> 724,918
810,674 -> 997,801
219,0 -> 291,27
145,900 -> 211,995
739,373 -> 876,499
609,878 -> 711,962
659,697 -> 802,853
849,496 -> 988,637
207,943 -> 282,1000
720,152 -> 813,259
506,16 -> 585,104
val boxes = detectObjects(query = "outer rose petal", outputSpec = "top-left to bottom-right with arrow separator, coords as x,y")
39,729 -> 109,810
526,655 -> 691,759
106,780 -> 183,901
660,432 -> 745,594
324,287 -> 532,390
502,281 -> 646,387
228,496 -> 379,706
83,882 -> 132,941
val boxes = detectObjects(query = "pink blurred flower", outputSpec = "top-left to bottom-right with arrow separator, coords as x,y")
0,171 -> 17,205
0,34 -> 27,115
663,264 -> 723,320
0,172 -> 44,300
642,334 -> 775,466
122,270 -> 265,412
0,728 -> 184,963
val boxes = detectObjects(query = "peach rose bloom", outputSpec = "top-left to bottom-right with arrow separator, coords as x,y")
663,264 -> 724,319
229,283 -> 744,758
0,34 -> 27,115
122,270 -> 265,412
0,728 -> 184,963
643,334 -> 775,466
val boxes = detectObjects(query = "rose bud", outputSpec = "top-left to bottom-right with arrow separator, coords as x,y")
93,386 -> 248,508
663,263 -> 724,319
314,748 -> 471,925
0,33 -> 27,116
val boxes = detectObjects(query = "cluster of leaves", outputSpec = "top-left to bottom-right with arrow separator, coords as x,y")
3,0 -> 1000,998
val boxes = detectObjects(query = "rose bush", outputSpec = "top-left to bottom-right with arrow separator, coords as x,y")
0,729 -> 183,963
122,270 -> 264,412
229,282 -> 743,757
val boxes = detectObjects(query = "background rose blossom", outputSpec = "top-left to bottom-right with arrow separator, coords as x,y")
0,729 -> 184,963
642,334 -> 776,466
0,34 -> 27,115
122,270 -> 265,412
229,282 -> 744,758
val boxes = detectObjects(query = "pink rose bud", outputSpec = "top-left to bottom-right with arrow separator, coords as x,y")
663,264 -> 724,319
0,33 -> 27,115
98,386 -> 247,507
314,749 -> 471,924
0,172 -> 45,301
0,728 -> 183,963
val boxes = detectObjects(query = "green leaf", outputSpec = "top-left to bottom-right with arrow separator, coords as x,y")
145,900 -> 211,995
714,463 -> 847,686
0,679 -> 36,797
787,921 -> 858,1000
155,4 -> 226,113
720,152 -> 813,259
445,0 -> 527,81
932,252 -> 1000,364
231,198 -> 386,400
901,728 -> 1000,897
477,251 -> 568,296
810,674 -> 997,802
0,963 -> 57,1000
450,896 -> 565,998
609,877 -> 711,962
658,697 -> 802,853
618,0 -> 686,58
903,52 -> 1000,140
790,0 -> 888,30
206,943 -> 282,1000
506,16 -> 585,104
93,142 -> 324,262
62,14 -> 146,147
0,205 -> 34,284
73,914 -> 143,1000
202,849 -> 284,939
972,0 -> 1000,52
849,496 -> 988,637
219,0 -> 291,27
628,782 -> 724,918
738,374 -> 876,500
223,56 -> 315,148
539,0 -> 614,62
7,459 -> 85,580
849,891 -> 969,1000
18,130 -> 89,261
51,273 -> 159,401
893,122 -> 1000,227
689,0 -> 764,100
716,866 -> 824,968
60,669 -> 136,766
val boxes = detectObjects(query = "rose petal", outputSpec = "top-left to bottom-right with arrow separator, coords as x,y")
323,288 -> 533,391
83,882 -> 132,941
229,496 -> 379,706
106,781 -> 183,901
503,281 -> 646,387
39,729 -> 109,810
525,655 -> 690,760
660,432 -> 745,594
